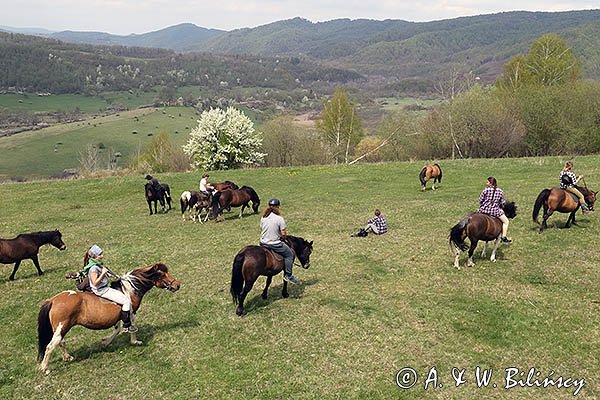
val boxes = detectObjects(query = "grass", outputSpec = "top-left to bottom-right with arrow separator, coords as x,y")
375,97 -> 442,111
0,106 -> 201,179
0,156 -> 599,399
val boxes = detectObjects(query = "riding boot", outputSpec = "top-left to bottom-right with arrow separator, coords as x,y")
120,310 -> 138,333
581,203 -> 591,215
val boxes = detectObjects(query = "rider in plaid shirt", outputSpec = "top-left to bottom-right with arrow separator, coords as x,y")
364,209 -> 387,235
559,161 -> 591,214
478,177 -> 512,243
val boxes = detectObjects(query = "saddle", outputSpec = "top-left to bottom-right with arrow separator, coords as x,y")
259,244 -> 285,262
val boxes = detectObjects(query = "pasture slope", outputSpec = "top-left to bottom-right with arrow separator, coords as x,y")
0,156 -> 599,399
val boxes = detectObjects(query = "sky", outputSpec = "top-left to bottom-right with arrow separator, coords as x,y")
1,0 -> 598,34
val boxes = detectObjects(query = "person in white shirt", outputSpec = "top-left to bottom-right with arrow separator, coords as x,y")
199,173 -> 214,196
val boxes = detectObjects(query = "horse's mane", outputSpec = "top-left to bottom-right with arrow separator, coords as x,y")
118,263 -> 169,296
16,230 -> 59,241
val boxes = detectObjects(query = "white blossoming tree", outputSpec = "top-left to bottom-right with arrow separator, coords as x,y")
183,107 -> 265,170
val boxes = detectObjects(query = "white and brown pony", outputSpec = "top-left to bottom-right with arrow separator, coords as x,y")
180,191 -> 212,223
38,262 -> 180,373
419,163 -> 443,191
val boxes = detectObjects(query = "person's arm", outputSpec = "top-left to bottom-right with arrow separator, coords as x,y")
575,173 -> 583,184
499,190 -> 506,207
479,189 -> 486,205
90,267 -> 108,286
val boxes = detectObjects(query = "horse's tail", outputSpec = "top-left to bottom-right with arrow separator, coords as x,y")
419,166 -> 427,186
38,300 -> 53,361
434,163 -> 442,182
449,216 -> 470,252
211,190 -> 223,215
163,184 -> 171,199
533,189 -> 551,224
230,252 -> 245,304
241,186 -> 260,212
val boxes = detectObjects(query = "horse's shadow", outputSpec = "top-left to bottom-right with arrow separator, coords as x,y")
216,211 -> 259,221
243,276 -> 319,313
529,217 -> 591,232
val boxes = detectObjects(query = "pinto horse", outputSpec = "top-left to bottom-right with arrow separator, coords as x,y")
180,190 -> 212,223
532,185 -> 597,232
210,186 -> 260,219
38,262 -> 180,373
212,180 -> 239,191
230,236 -> 313,316
145,183 -> 172,215
0,230 -> 66,280
419,163 -> 443,191
449,202 -> 517,269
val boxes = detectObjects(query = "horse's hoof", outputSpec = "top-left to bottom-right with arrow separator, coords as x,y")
9,276 -> 15,281
131,340 -> 143,345
236,308 -> 244,316
39,271 -> 45,276
491,258 -> 497,263
282,292 -> 289,298
63,354 -> 74,362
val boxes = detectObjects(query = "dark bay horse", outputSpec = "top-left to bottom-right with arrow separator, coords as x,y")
38,262 -> 180,373
211,186 -> 260,219
419,163 -> 442,191
0,230 -> 66,280
212,180 -> 239,191
180,190 -> 212,223
145,183 -> 172,215
449,202 -> 517,269
532,185 -> 597,232
230,236 -> 313,316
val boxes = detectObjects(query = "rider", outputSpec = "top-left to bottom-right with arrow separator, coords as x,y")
364,209 -> 388,235
478,177 -> 512,243
145,174 -> 160,191
259,198 -> 298,284
559,161 -> 591,215
199,173 -> 214,198
86,245 -> 137,333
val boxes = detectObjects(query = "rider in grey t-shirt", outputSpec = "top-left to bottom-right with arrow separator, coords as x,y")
260,198 -> 297,284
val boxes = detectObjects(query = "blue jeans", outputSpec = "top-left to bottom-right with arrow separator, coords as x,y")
261,242 -> 295,276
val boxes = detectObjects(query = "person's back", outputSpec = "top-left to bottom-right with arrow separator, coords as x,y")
259,199 -> 298,284
260,212 -> 286,245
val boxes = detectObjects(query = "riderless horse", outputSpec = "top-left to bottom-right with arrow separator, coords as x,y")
419,163 -> 443,191
0,230 -> 66,280
210,186 -> 260,220
532,185 -> 596,232
180,191 -> 212,223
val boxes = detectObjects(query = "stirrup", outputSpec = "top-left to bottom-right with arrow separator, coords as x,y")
122,325 -> 138,333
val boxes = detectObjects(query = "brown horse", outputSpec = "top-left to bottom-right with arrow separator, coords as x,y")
180,190 -> 212,223
211,180 -> 239,191
230,236 -> 313,316
419,163 -> 443,191
532,185 -> 597,232
0,230 -> 66,280
210,186 -> 260,220
38,262 -> 180,373
449,202 -> 517,269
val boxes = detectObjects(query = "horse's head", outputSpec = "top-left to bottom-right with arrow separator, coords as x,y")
50,230 -> 67,250
584,190 -> 597,211
145,183 -> 154,198
289,237 -> 313,269
502,201 -> 518,219
149,263 -> 181,292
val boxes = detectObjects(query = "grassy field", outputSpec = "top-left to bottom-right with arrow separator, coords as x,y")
0,156 -> 599,399
0,107 -> 201,179
375,97 -> 442,112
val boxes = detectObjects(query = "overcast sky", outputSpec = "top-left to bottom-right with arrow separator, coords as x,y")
1,1 -> 598,34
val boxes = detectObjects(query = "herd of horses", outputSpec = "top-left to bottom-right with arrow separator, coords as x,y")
0,163 -> 596,372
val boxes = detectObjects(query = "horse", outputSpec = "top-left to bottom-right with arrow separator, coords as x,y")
210,186 -> 260,220
145,183 -> 172,215
212,180 -> 239,191
449,202 -> 517,269
37,262 -> 180,373
180,190 -> 212,223
532,185 -> 597,232
419,163 -> 443,191
230,236 -> 313,316
0,230 -> 66,280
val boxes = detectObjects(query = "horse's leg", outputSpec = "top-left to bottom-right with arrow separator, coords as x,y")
453,245 -> 461,269
467,241 -> 478,267
481,242 -> 488,258
32,255 -> 44,276
129,313 -> 142,345
148,200 -> 153,215
282,280 -> 289,298
59,340 -> 74,362
237,280 -> 255,316
9,260 -> 21,280
262,276 -> 273,300
490,237 -> 501,262
565,211 -> 576,228
100,324 -> 121,347
39,322 -> 65,373
239,204 -> 246,218
432,178 -> 437,190
541,209 -> 554,231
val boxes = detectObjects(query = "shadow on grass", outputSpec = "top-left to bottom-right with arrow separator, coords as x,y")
529,217 -> 591,232
243,276 -> 320,313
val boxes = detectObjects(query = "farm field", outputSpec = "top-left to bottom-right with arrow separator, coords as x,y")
0,106 -> 201,180
0,156 -> 599,399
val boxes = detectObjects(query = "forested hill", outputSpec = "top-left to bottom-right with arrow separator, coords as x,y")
196,10 -> 600,80
0,32 -> 361,94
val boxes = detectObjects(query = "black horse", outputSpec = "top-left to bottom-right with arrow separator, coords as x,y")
210,186 -> 260,220
145,183 -> 172,215
230,235 -> 313,316
0,230 -> 66,280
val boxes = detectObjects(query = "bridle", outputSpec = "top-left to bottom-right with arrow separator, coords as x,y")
160,276 -> 177,291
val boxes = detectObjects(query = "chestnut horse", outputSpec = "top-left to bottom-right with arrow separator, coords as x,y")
210,186 -> 260,219
532,185 -> 597,232
419,163 -> 443,191
449,202 -> 517,269
180,190 -> 212,223
0,230 -> 66,280
212,180 -> 239,191
38,262 -> 180,373
230,236 -> 313,316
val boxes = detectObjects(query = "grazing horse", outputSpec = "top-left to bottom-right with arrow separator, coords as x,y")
449,202 -> 517,269
37,262 -> 180,373
212,180 -> 239,191
419,163 -> 443,191
0,230 -> 66,280
533,185 -> 597,232
210,186 -> 260,220
230,236 -> 313,316
145,183 -> 172,215
180,190 -> 212,223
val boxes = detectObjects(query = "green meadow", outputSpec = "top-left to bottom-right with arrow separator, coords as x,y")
0,156 -> 599,399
